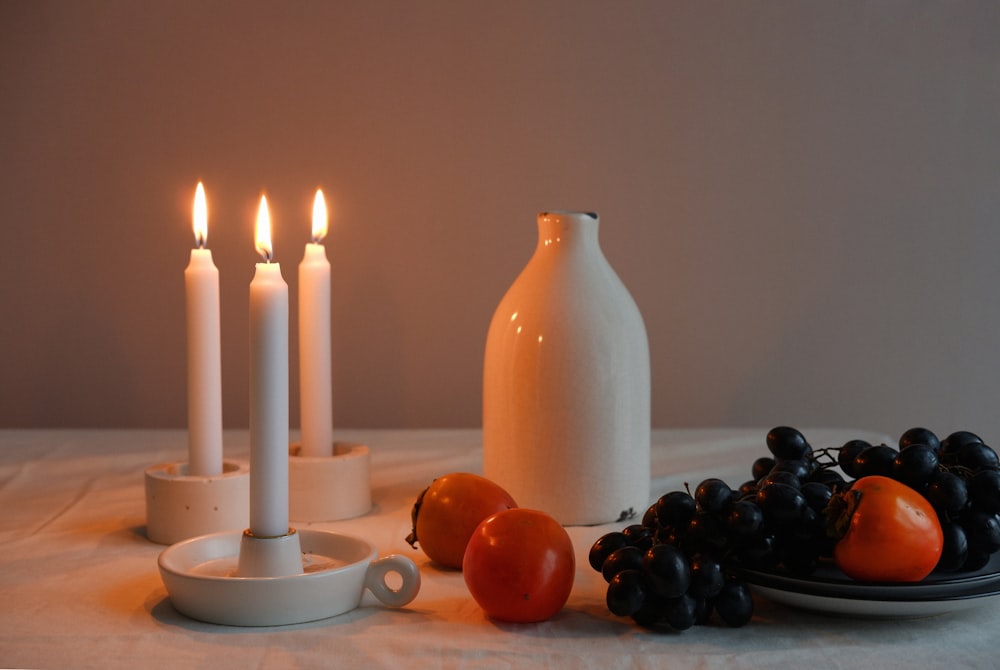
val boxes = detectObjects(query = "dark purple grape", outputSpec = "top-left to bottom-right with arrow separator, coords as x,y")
643,544 -> 691,598
935,521 -> 969,573
622,524 -> 655,552
685,512 -> 729,554
957,442 -> 1000,472
800,481 -> 833,513
737,480 -> 757,497
766,426 -> 812,460
891,444 -> 939,488
838,439 -> 871,478
725,500 -> 763,535
853,444 -> 898,478
606,569 -> 646,617
963,547 -> 992,572
687,554 -> 725,599
655,525 -> 683,547
589,531 -> 629,572
663,594 -> 698,631
963,511 -> 1000,553
756,482 -> 807,527
941,430 -> 983,464
969,469 -> 1000,514
654,491 -> 697,528
695,478 -> 734,514
693,596 -> 713,625
752,457 -> 776,481
631,593 -> 667,628
899,427 -> 941,453
771,458 -> 811,483
712,581 -> 754,627
602,545 -> 644,582
757,470 -> 802,490
641,504 -> 659,528
926,471 -> 969,514
792,505 -> 823,535
736,533 -> 779,570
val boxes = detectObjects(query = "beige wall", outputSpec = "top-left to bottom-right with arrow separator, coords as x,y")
3,1 -> 1000,443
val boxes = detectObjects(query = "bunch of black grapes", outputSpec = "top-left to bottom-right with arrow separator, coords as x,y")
589,426 -> 1000,631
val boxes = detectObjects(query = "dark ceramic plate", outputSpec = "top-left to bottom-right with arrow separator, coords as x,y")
740,554 -> 1000,618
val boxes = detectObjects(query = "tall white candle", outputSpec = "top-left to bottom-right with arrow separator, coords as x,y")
249,194 -> 290,538
185,182 -> 223,477
298,189 -> 333,458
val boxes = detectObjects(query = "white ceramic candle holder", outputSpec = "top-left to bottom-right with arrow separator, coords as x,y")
144,460 -> 250,545
158,528 -> 421,626
288,441 -> 372,523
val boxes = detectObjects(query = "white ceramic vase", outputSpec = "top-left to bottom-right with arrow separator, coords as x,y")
483,211 -> 650,526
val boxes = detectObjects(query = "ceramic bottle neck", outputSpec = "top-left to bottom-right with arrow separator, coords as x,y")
536,211 -> 600,252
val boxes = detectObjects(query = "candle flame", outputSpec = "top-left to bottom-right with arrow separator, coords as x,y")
312,189 -> 328,242
255,194 -> 273,262
193,182 -> 208,248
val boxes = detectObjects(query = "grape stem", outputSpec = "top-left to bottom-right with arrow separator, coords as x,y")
808,447 -> 841,470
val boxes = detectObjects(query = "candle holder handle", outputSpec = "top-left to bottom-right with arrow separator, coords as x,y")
364,555 -> 421,608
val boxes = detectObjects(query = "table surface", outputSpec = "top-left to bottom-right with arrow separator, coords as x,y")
2,427 -> 997,669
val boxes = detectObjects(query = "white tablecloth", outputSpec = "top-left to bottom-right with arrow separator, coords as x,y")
1,428 -> 996,669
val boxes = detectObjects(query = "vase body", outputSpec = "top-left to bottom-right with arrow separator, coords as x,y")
483,211 -> 650,526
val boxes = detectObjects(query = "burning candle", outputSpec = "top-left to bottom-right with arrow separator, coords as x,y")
298,189 -> 333,458
185,182 -> 223,477
249,194 -> 290,538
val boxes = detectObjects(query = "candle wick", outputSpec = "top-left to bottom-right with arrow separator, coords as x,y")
195,233 -> 207,249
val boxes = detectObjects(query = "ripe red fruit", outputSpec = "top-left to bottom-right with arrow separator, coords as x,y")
406,473 -> 517,569
827,476 -> 943,582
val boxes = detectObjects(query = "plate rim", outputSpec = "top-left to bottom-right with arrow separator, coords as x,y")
748,582 -> 1000,619
739,554 -> 1000,602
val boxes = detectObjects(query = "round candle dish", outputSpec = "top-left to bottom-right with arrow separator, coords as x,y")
158,528 -> 420,626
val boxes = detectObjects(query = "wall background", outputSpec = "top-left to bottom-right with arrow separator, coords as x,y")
2,1 -> 1000,444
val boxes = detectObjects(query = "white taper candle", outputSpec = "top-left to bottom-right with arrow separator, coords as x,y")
249,194 -> 290,537
298,189 -> 333,457
185,182 -> 223,477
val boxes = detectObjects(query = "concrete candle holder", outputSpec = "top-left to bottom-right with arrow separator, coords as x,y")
288,441 -> 372,523
144,460 -> 250,545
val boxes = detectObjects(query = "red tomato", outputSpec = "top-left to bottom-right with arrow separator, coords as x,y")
406,472 -> 517,569
828,475 -> 943,582
463,508 -> 575,622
